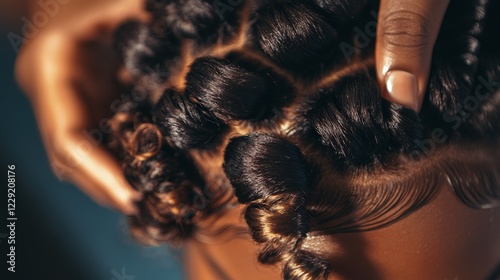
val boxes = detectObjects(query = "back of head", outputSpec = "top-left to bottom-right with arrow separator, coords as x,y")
108,0 -> 500,278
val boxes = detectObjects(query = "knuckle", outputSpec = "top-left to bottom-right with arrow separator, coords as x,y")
49,133 -> 78,169
379,10 -> 431,56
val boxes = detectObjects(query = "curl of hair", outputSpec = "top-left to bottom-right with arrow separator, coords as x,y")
223,133 -> 331,279
107,100 -> 209,244
185,56 -> 292,122
153,89 -> 228,150
297,68 -> 423,168
145,0 -> 241,43
125,143 -> 207,244
253,1 -> 340,72
113,20 -> 179,81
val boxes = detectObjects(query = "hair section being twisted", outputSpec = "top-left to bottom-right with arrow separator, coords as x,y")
224,133 -> 331,279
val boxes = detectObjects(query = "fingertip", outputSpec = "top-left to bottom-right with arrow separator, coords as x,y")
384,70 -> 419,112
375,0 -> 451,113
120,200 -> 140,216
113,186 -> 143,215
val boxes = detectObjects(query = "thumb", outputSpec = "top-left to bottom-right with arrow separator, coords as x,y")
376,0 -> 449,112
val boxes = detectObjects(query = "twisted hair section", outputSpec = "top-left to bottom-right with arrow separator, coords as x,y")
153,89 -> 229,150
114,20 -> 180,82
223,133 -> 331,279
185,56 -> 294,123
423,0 -> 499,137
252,1 -> 342,73
145,0 -> 244,44
294,68 -> 423,168
108,98 -> 229,245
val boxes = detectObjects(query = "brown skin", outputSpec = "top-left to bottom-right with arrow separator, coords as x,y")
185,203 -> 282,280
376,0 -> 450,112
15,0 -> 146,214
317,187 -> 500,279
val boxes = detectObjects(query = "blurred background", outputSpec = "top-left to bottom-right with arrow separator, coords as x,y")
0,1 -> 184,279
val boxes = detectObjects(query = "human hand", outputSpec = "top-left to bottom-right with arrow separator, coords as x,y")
376,0 -> 450,112
15,0 -> 146,215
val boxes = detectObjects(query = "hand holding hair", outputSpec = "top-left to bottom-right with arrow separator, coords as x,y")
15,0 -> 146,215
376,0 -> 450,112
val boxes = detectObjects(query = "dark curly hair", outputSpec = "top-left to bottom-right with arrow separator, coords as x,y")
107,0 -> 500,279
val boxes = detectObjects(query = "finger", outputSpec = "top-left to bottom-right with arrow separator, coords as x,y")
376,0 -> 450,112
54,132 -> 141,215
15,6 -> 144,216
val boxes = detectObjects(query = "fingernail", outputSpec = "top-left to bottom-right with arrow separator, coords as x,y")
385,70 -> 418,111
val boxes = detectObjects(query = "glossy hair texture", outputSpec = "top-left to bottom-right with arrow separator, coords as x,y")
459,0 -> 500,137
153,89 -> 228,150
145,0 -> 242,43
309,0 -> 369,24
185,56 -> 292,122
114,20 -> 179,81
108,0 -> 500,279
224,134 -> 331,279
296,68 -> 423,168
252,0 -> 341,72
108,99 -> 214,245
422,0 -> 498,136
